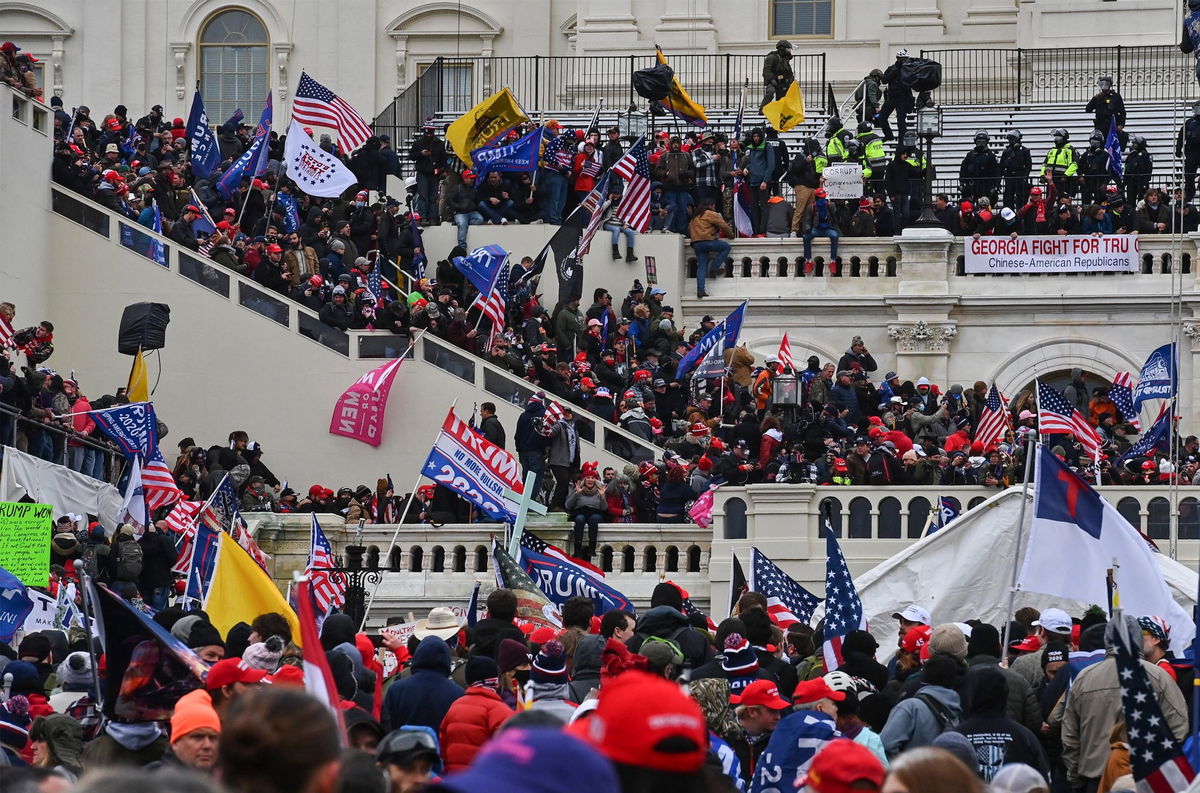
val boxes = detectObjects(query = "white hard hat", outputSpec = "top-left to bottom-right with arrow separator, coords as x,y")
404,176 -> 418,190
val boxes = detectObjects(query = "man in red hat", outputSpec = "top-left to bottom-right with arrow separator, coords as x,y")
169,204 -> 203,250
798,738 -> 886,793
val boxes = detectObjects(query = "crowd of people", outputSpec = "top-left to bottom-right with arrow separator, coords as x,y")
1,570 -> 1189,793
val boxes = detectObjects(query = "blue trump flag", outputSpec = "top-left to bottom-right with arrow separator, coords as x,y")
1117,406 -> 1173,465
1133,342 -> 1178,413
518,530 -> 634,615
452,244 -> 509,297
186,91 -> 222,180
0,565 -> 32,642
1105,117 -> 1123,179
471,126 -> 545,180
223,108 -> 245,130
90,402 -> 159,458
216,92 -> 273,200
676,301 -> 748,379
277,191 -> 301,233
184,523 -> 221,602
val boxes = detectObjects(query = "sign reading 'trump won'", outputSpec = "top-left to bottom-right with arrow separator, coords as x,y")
965,234 -> 1140,274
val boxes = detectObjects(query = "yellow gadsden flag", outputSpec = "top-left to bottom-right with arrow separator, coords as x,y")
446,87 -> 529,166
763,81 -> 805,132
126,348 -> 149,402
655,46 -> 708,126
203,532 -> 301,644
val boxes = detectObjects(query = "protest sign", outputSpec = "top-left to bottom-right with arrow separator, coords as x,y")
965,234 -> 1140,274
822,163 -> 864,199
0,502 -> 52,586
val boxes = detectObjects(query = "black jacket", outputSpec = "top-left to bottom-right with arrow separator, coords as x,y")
952,666 -> 1050,782
465,617 -> 527,660
629,606 -> 714,670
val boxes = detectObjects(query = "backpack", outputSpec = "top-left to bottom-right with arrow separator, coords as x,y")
635,624 -> 692,666
115,538 -> 144,582
914,692 -> 958,734
78,542 -> 105,581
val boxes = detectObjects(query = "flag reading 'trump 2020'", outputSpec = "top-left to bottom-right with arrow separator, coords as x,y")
328,358 -> 404,446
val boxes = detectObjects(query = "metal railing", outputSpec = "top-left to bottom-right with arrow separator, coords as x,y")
921,46 -> 1191,107
0,402 -> 125,481
373,53 -> 827,144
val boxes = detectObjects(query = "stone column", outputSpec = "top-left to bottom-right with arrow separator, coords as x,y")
576,0 -> 640,54
895,226 -> 954,296
883,0 -> 944,35
654,0 -> 717,54
964,0 -> 1019,27
889,228 -> 957,383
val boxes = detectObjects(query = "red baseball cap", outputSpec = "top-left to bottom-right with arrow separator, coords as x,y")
900,624 -> 932,655
529,626 -> 559,645
205,658 -> 268,690
267,665 -> 304,687
729,679 -> 790,709
570,671 -> 708,773
799,738 -> 886,793
792,678 -> 846,706
1009,635 -> 1042,653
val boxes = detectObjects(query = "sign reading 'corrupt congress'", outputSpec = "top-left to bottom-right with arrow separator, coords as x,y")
0,502 -> 52,587
965,234 -> 1140,274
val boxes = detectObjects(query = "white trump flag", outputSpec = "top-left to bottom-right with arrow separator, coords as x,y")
283,119 -> 358,198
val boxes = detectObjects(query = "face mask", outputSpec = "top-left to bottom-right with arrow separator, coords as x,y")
514,670 -> 531,686
355,201 -> 365,207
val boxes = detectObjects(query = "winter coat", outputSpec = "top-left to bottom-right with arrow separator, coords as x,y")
745,142 -> 777,186
967,654 -> 1042,733
465,618 -> 527,661
438,686 -> 512,772
568,634 -> 604,701
879,683 -> 962,758
566,482 -> 607,515
381,637 -> 464,732
629,605 -> 713,670
952,666 -> 1049,783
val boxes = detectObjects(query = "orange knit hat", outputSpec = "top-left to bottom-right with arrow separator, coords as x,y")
170,689 -> 221,745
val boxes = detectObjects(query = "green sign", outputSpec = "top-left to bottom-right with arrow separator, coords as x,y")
0,502 -> 52,587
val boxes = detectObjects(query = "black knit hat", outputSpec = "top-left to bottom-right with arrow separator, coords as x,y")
465,656 -> 499,686
187,621 -> 225,649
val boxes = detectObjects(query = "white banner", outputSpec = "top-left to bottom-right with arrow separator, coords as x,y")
0,446 -> 123,530
965,234 -> 1140,274
821,163 -> 864,200
283,120 -> 358,198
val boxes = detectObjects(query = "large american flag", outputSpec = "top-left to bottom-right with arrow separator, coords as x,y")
165,499 -> 202,535
0,314 -> 12,348
777,332 -> 795,370
974,383 -> 1011,452
306,513 -> 346,615
1113,619 -> 1196,793
749,547 -> 821,627
612,137 -> 652,232
142,451 -> 183,511
822,528 -> 867,671
292,72 -> 372,152
536,399 -> 567,437
471,260 -> 510,344
1111,372 -> 1141,430
1037,381 -> 1103,458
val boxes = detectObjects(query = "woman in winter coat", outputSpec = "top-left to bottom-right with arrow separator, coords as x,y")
605,475 -> 636,523
566,463 -> 607,557
438,657 -> 511,773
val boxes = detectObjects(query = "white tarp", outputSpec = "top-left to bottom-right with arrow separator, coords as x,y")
853,487 -> 1198,657
0,446 -> 123,529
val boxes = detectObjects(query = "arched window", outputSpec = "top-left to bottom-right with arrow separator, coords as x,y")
199,10 -> 269,124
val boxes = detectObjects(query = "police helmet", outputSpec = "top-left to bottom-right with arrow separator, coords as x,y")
836,128 -> 853,143
1052,128 -> 1069,141
974,130 -> 989,143
845,139 -> 863,155
1097,76 -> 1113,88
901,133 -> 918,149
1089,130 -> 1105,144
857,121 -> 873,134
1130,135 -> 1147,150
1006,130 -> 1022,142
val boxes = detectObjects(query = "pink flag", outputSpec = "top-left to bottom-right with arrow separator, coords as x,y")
329,358 -> 404,446
688,486 -> 717,528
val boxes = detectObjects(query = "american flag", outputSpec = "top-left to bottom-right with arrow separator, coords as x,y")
536,399 -> 567,437
164,499 -> 202,535
576,171 -> 612,257
0,314 -> 13,348
749,547 -> 821,627
1111,372 -> 1141,430
520,528 -> 603,577
974,383 -> 1011,453
471,260 -> 510,343
142,451 -> 183,511
1037,381 -> 1103,458
292,72 -> 372,153
306,513 -> 346,615
612,137 -> 652,232
366,261 -> 386,308
822,527 -> 867,671
777,332 -> 795,370
1112,616 -> 1196,793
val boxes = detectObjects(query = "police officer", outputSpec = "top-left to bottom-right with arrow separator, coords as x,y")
959,130 -> 999,203
857,121 -> 888,189
1000,130 -> 1033,209
1077,130 -> 1112,205
874,49 -> 915,143
1124,135 -> 1153,208
1085,76 -> 1126,133
826,124 -> 851,165
1177,102 -> 1200,203
1041,128 -> 1078,197
759,40 -> 795,112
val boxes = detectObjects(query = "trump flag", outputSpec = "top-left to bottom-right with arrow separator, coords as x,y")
329,358 -> 404,447
421,408 -> 525,522
1018,446 -> 1193,652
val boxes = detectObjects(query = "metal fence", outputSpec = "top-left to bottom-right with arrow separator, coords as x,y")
373,53 -> 826,144
921,45 -> 1191,107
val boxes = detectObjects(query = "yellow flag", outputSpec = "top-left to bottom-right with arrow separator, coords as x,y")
763,81 -> 805,132
126,348 -> 149,402
655,47 -> 708,126
446,87 -> 529,166
204,532 -> 301,644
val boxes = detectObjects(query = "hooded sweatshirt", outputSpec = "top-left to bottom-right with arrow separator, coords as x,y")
879,683 -> 962,758
629,605 -> 713,670
951,666 -> 1049,783
568,634 -> 604,702
381,636 -> 464,732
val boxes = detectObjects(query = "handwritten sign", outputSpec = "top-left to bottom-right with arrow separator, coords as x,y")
965,234 -> 1140,273
822,163 -> 864,200
0,502 -> 53,586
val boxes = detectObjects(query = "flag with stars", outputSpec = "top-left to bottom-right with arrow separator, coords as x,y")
292,71 -> 373,153
612,137 -> 652,232
1111,372 -> 1141,430
306,514 -> 346,616
973,383 -> 1011,453
1112,616 -> 1195,793
822,527 -> 867,671
1037,380 -> 1102,459
749,547 -> 821,628
283,120 -> 358,198
216,92 -> 272,201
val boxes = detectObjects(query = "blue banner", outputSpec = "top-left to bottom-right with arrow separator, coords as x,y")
216,92 -> 273,201
471,126 -> 544,180
1133,342 -> 1178,412
148,203 -> 166,266
0,566 -> 31,642
223,108 -> 244,130
187,91 -> 222,179
1105,117 -> 1123,179
1118,407 -> 1173,465
277,191 -> 300,233
676,301 -> 748,379
520,546 -> 634,614
90,402 -> 159,458
452,244 -> 509,297
421,444 -> 516,523
185,524 -> 221,601
927,496 -> 961,534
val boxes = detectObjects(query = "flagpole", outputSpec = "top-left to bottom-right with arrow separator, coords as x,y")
999,435 -> 1037,665
358,370 -> 443,632
78,575 -> 105,712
